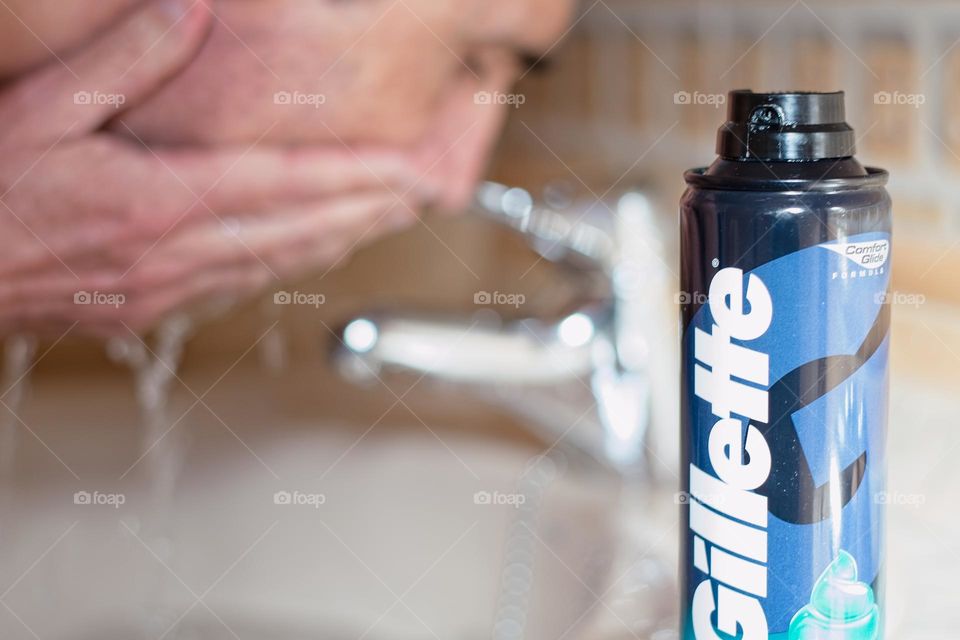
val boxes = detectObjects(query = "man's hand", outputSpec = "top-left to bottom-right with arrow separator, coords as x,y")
0,0 -> 424,336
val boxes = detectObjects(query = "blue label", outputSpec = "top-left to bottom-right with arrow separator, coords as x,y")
682,232 -> 890,639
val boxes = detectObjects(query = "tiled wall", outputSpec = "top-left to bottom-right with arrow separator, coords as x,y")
490,0 -> 960,298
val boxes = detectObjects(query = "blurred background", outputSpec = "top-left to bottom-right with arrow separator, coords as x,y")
2,0 -> 960,639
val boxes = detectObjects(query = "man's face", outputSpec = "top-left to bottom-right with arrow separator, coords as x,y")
116,0 -> 576,209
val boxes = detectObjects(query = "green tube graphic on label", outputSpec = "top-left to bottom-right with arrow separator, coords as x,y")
787,551 -> 880,640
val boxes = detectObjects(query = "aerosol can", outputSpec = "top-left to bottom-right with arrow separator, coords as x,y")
679,90 -> 891,639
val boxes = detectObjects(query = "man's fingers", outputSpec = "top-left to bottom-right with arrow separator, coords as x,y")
0,193 -> 419,335
154,146 -> 426,214
0,0 -> 211,146
154,192 -> 414,278
121,194 -> 414,331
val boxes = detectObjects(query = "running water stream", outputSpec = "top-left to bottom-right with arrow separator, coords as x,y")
0,335 -> 37,477
0,335 -> 38,550
108,316 -> 193,505
107,316 -> 194,637
258,297 -> 288,376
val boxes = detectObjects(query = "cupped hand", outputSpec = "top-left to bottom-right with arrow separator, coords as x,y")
0,0 -> 426,336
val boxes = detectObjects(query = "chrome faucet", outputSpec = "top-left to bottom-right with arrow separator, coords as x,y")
331,182 -> 678,475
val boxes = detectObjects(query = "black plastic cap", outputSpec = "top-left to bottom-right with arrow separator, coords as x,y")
717,90 -> 856,161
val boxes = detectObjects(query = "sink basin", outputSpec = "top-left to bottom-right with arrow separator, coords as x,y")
0,345 -> 676,640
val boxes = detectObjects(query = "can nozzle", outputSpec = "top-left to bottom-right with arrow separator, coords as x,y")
717,90 -> 856,161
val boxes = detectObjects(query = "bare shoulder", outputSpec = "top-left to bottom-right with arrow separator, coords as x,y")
0,0 -> 139,80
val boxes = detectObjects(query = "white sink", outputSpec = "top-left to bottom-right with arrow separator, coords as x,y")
0,349 -> 676,640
